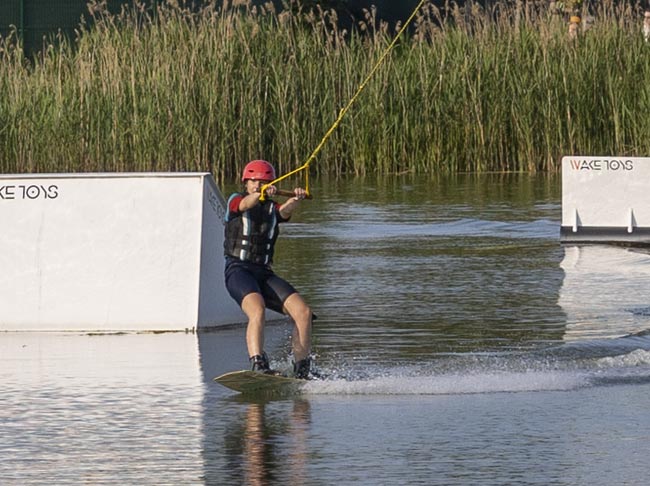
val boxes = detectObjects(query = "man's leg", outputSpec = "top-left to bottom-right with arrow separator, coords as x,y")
241,292 -> 266,362
283,293 -> 312,377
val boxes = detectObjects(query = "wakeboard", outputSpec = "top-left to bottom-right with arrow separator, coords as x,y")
214,370 -> 305,395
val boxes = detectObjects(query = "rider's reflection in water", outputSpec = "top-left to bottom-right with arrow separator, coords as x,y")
225,399 -> 311,485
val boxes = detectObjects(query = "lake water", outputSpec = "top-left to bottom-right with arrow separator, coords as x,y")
2,174 -> 650,485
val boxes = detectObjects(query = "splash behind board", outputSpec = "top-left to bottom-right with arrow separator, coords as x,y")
214,370 -> 305,395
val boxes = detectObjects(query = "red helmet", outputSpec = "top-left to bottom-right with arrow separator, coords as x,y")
241,160 -> 276,182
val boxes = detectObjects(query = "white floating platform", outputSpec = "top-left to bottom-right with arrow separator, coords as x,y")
0,172 -> 259,332
561,156 -> 650,245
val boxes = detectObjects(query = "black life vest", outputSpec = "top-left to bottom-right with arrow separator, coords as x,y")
223,193 -> 280,265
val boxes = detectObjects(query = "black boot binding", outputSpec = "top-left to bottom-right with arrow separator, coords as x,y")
250,352 -> 274,374
293,357 -> 312,380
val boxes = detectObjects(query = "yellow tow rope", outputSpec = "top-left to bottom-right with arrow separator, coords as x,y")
261,0 -> 428,200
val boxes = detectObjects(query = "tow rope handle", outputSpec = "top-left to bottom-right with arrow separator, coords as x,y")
260,164 -> 312,201
275,189 -> 313,200
259,0 -> 428,202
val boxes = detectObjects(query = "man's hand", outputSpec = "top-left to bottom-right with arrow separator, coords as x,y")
292,188 -> 307,201
262,184 -> 277,197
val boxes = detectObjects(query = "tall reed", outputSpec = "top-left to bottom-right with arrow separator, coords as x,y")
1,0 -> 649,181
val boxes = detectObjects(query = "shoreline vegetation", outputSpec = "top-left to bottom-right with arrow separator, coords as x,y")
1,0 -> 649,181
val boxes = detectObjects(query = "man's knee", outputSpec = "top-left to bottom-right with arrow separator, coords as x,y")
242,292 -> 266,320
284,294 -> 311,324
296,306 -> 312,325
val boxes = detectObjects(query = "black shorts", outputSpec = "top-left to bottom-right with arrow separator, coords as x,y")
225,258 -> 297,314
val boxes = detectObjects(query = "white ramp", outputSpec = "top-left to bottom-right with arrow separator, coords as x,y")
0,173 -> 248,331
561,156 -> 650,244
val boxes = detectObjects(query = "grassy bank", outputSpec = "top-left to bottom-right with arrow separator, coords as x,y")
1,0 -> 649,181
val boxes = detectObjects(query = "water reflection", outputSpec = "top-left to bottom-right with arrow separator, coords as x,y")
559,246 -> 650,341
223,398 -> 310,486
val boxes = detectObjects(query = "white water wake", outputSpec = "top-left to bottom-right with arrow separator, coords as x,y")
303,370 -> 586,396
304,348 -> 650,396
597,348 -> 650,368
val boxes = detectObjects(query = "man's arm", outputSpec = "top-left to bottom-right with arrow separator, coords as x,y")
279,188 -> 308,220
236,186 -> 279,212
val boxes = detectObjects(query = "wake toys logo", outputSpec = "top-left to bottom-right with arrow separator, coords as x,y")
206,189 -> 225,220
569,158 -> 634,171
0,184 -> 59,200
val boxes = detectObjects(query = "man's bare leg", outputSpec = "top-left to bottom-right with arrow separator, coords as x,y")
283,293 -> 312,370
241,292 -> 266,359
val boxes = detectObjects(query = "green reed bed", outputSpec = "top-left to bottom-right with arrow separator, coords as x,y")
1,0 -> 649,180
